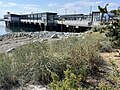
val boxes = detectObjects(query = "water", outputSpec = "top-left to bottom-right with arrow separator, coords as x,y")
0,21 -> 8,35
0,21 -> 38,35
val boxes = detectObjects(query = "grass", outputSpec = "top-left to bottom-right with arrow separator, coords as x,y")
0,32 -> 119,90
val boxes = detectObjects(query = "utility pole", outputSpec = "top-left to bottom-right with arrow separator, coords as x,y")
90,6 -> 92,15
90,6 -> 93,24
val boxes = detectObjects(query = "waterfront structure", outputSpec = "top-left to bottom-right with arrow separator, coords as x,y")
57,11 -> 102,27
20,12 -> 57,26
4,12 -> 20,22
59,14 -> 85,20
59,12 -> 101,21
4,11 -> 110,32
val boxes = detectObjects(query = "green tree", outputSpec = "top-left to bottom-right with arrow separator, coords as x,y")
98,4 -> 109,22
110,8 -> 120,16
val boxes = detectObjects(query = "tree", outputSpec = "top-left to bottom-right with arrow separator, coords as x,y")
110,8 -> 120,16
98,4 -> 109,22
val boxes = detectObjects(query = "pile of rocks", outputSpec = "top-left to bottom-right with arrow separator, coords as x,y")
0,31 -> 82,41
0,31 -> 81,53
0,32 -> 36,41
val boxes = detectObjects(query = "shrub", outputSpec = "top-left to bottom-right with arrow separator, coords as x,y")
0,32 -> 117,89
104,19 -> 120,48
50,65 -> 80,90
0,53 -> 19,89
92,26 -> 105,33
99,41 -> 113,52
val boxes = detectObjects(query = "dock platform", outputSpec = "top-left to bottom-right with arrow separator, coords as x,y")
4,12 -> 110,32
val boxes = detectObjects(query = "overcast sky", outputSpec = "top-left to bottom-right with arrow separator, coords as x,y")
0,0 -> 120,18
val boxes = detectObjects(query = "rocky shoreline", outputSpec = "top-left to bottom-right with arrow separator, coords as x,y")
0,31 -> 81,53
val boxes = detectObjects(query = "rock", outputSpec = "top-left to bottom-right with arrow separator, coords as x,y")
12,84 -> 48,90
51,34 -> 59,38
24,84 -> 47,90
15,41 -> 18,43
14,34 -> 18,38
32,40 -> 38,43
17,33 -> 22,37
0,38 -> 3,41
42,39 -> 48,42
73,33 -> 80,36
6,48 -> 15,53
64,33 -> 70,37
5,42 -> 11,44
20,33 -> 24,37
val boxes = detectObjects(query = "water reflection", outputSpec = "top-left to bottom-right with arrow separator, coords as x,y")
0,21 -> 39,35
8,27 -> 39,32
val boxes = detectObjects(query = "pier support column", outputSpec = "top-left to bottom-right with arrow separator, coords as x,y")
40,23 -> 45,31
35,23 -> 40,31
67,26 -> 76,32
5,21 -> 10,28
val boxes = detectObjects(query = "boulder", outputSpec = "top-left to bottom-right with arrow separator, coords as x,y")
0,38 -> 3,41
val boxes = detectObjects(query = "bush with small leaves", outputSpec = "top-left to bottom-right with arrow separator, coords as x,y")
0,32 -> 118,89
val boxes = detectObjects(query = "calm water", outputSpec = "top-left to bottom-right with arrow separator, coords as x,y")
0,21 -> 38,35
0,22 -> 8,35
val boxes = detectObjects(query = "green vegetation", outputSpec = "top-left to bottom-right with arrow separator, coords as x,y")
0,4 -> 120,90
0,32 -> 119,90
106,8 -> 120,47
110,7 -> 120,16
97,5 -> 120,48
105,19 -> 120,47
98,4 -> 109,22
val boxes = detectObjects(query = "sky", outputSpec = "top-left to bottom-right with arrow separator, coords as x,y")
0,0 -> 120,18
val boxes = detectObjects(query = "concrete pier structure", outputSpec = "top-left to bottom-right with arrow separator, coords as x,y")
4,11 -> 110,32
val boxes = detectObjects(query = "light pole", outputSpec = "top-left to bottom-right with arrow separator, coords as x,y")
90,6 -> 93,23
90,6 -> 92,15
